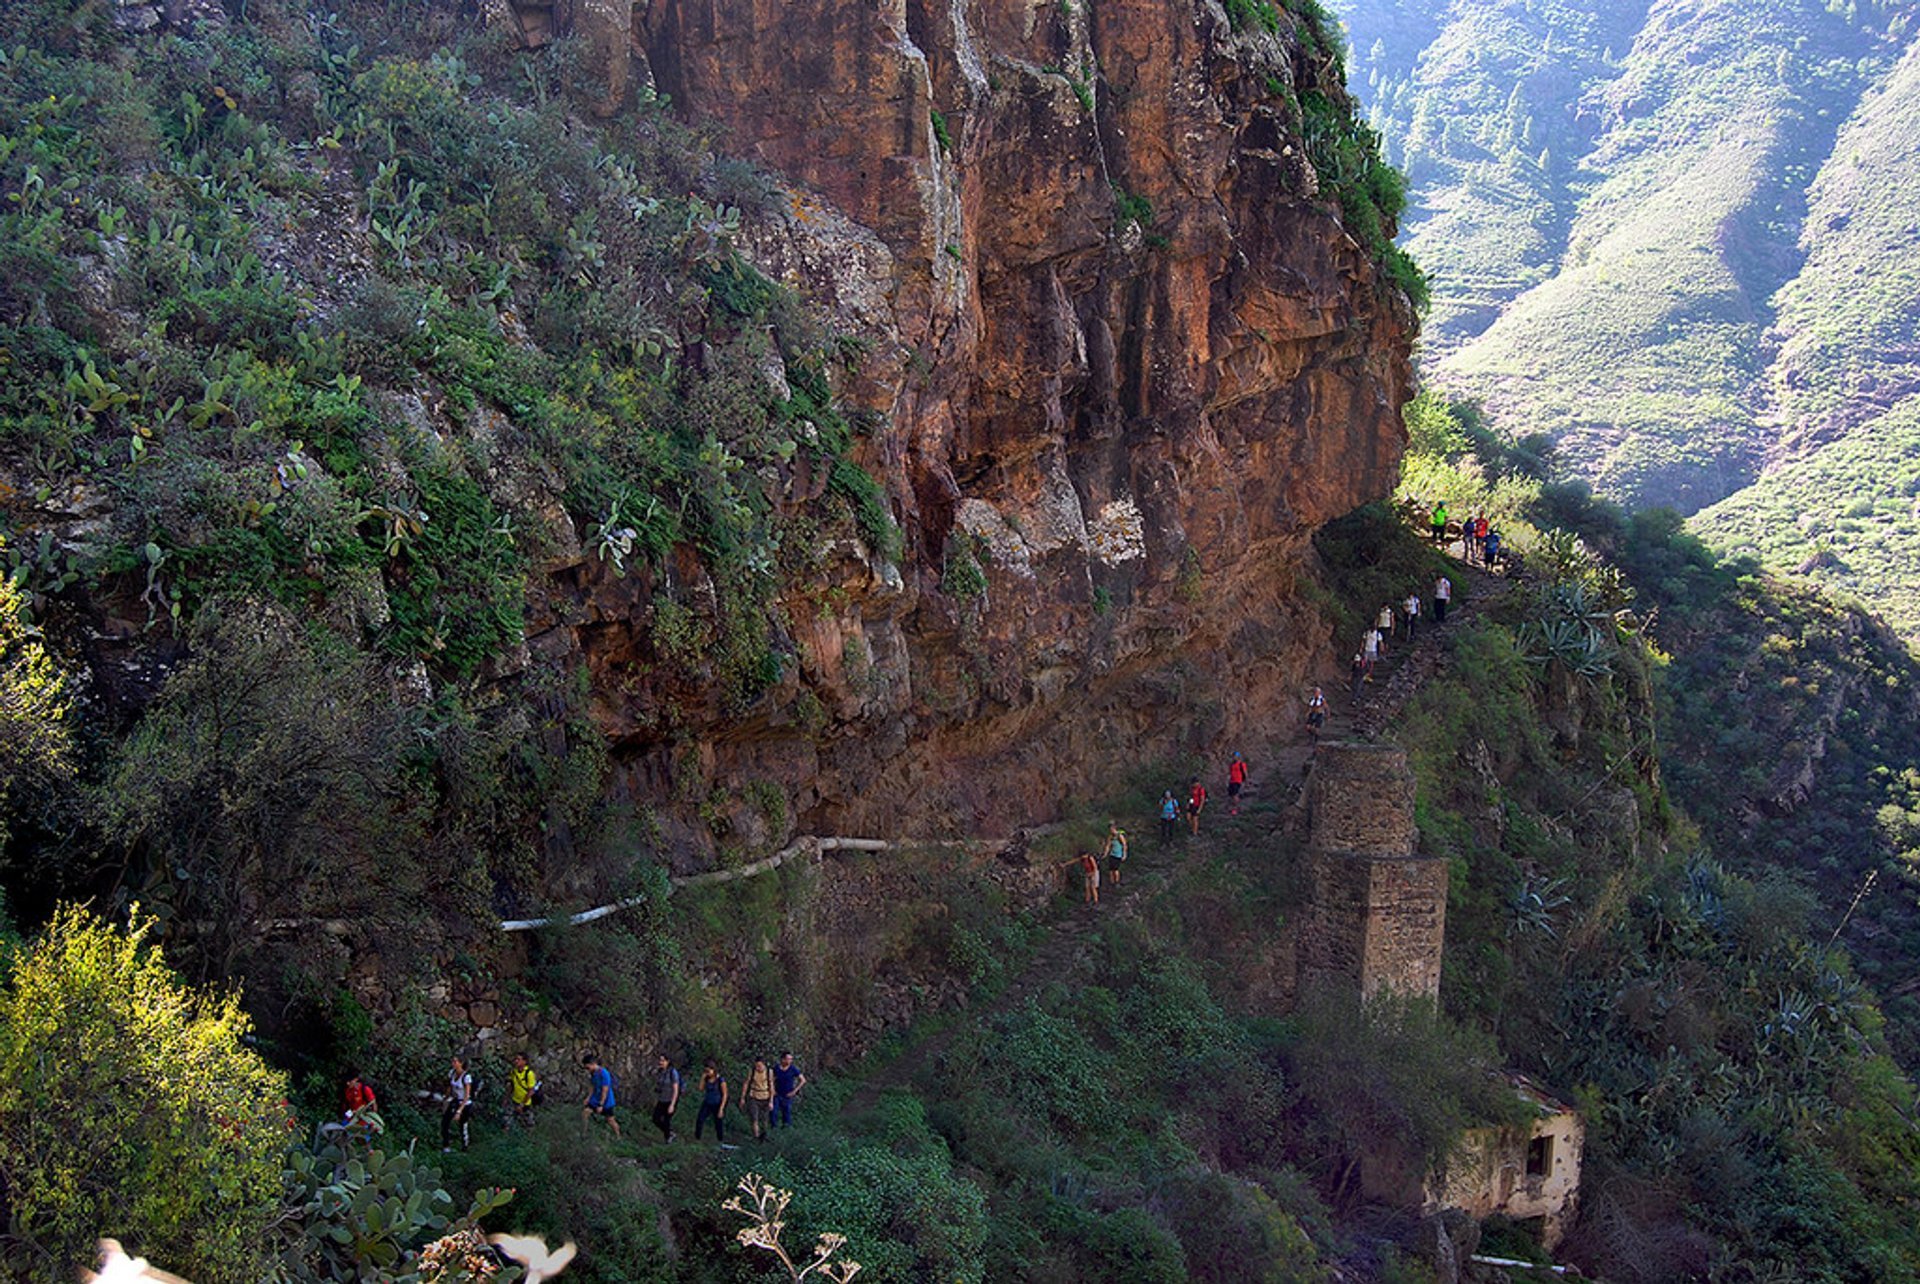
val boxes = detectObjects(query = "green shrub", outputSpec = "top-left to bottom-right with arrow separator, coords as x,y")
0,906 -> 290,1281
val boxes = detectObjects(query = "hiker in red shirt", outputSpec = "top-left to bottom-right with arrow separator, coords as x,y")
1227,752 -> 1248,816
1187,777 -> 1208,835
1060,851 -> 1101,905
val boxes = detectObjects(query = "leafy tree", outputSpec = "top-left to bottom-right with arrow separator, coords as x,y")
0,905 -> 290,1281
0,558 -> 75,852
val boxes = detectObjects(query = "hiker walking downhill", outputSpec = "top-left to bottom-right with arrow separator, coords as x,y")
581,1053 -> 619,1138
1402,590 -> 1420,642
1105,821 -> 1129,886
772,1052 -> 807,1129
1362,626 -> 1382,676
1159,790 -> 1179,844
742,1057 -> 775,1141
1485,527 -> 1503,569
1350,653 -> 1366,705
694,1059 -> 728,1145
1376,602 -> 1395,652
1475,516 -> 1490,564
1227,752 -> 1248,816
652,1053 -> 681,1142
1308,686 -> 1328,739
441,1054 -> 475,1152
509,1054 -> 542,1126
1433,573 -> 1452,624
1430,501 -> 1448,546
1462,512 -> 1480,563
1187,777 -> 1209,835
1063,850 -> 1100,905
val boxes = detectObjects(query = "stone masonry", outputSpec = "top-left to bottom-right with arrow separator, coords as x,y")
1300,743 -> 1448,999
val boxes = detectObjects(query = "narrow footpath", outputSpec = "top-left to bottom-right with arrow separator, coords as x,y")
838,545 -> 1516,1121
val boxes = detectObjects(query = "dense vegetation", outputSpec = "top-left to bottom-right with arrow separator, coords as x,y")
1399,390 -> 1920,1278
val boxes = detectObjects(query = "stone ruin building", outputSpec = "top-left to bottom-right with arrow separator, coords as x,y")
1301,742 -> 1583,1248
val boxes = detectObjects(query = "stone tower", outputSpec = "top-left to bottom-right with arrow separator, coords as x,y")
1299,742 -> 1448,999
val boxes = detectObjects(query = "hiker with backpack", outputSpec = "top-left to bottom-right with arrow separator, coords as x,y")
509,1053 -> 542,1126
1485,527 -> 1503,568
694,1059 -> 728,1145
581,1053 -> 620,1138
1159,790 -> 1180,844
1227,752 -> 1248,816
652,1053 -> 682,1142
742,1057 -> 776,1141
1105,821 -> 1129,886
1187,777 -> 1209,835
441,1053 -> 475,1152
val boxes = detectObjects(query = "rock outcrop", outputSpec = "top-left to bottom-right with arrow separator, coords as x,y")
547,0 -> 1415,855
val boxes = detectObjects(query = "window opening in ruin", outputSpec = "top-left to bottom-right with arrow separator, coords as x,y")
1526,1134 -> 1553,1178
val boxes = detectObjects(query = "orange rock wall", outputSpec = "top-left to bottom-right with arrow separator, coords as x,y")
555,0 -> 1415,865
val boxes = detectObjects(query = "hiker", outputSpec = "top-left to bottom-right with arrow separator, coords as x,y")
1105,821 -> 1129,886
1350,653 -> 1366,704
1376,602 -> 1395,650
742,1057 -> 776,1141
1484,527 -> 1502,569
772,1052 -> 807,1128
509,1053 -> 542,1126
1308,686 -> 1328,738
1062,850 -> 1100,904
694,1059 -> 728,1144
1227,752 -> 1248,816
441,1053 -> 475,1152
1463,512 -> 1480,562
1362,626 -> 1382,676
1475,516 -> 1490,562
319,1067 -> 383,1145
581,1053 -> 619,1137
1187,777 -> 1208,835
1430,502 -> 1448,545
1159,790 -> 1180,844
1433,573 -> 1452,624
652,1053 -> 681,1142
1402,590 -> 1420,642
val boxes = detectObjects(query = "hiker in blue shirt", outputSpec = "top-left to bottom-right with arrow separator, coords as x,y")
1484,528 -> 1503,569
581,1053 -> 620,1138
1158,791 -> 1179,845
772,1052 -> 807,1128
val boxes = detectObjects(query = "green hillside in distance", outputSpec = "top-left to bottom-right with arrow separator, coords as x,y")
1333,0 -> 1917,515
1694,397 -> 1920,636
1769,39 -> 1920,458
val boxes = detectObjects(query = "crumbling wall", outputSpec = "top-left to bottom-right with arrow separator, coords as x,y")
1299,742 -> 1448,999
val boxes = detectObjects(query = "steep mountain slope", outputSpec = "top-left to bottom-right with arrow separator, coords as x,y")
1693,396 -> 1920,634
1334,0 -> 1916,514
1767,37 -> 1920,457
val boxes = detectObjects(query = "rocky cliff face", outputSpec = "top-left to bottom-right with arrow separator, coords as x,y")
557,0 -> 1414,859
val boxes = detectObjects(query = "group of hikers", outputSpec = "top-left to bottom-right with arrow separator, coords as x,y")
1059,749 -> 1252,906
1426,501 -> 1505,568
1349,570 -> 1462,704
321,1048 -> 811,1154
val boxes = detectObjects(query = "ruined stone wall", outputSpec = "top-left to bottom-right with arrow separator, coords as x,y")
1299,742 -> 1448,1000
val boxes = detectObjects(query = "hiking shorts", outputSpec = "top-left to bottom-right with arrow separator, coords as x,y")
587,1102 -> 616,1117
1227,781 -> 1242,799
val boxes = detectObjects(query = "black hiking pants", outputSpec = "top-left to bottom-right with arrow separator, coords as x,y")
695,1101 -> 725,1142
